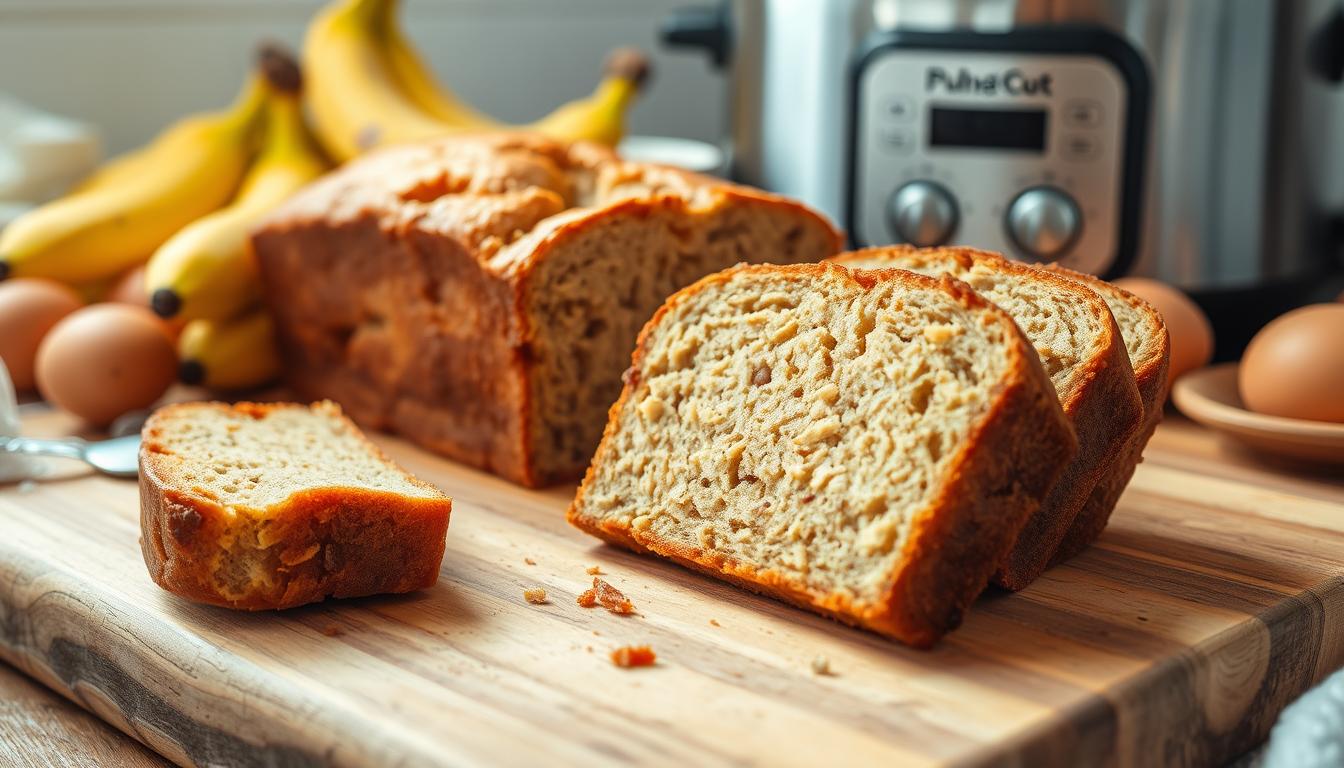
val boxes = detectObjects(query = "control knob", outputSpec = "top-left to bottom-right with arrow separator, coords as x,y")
887,180 -> 958,247
1004,186 -> 1082,261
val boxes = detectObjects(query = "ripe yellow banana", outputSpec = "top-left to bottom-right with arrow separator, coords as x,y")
303,0 -> 453,161
68,144 -> 158,196
376,0 -> 497,127
147,64 -> 328,323
303,0 -> 650,161
525,49 -> 650,146
177,309 -> 281,391
0,72 -> 267,284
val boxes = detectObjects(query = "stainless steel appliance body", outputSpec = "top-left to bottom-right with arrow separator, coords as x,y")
664,0 -> 1344,289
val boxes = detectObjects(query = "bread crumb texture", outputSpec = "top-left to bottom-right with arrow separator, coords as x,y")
578,266 -> 1008,606
523,587 -> 549,604
841,249 -> 1102,392
142,401 -> 442,511
611,645 -> 657,668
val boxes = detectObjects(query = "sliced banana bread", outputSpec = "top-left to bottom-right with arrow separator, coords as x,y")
832,246 -> 1142,590
252,133 -> 841,487
1041,265 -> 1171,564
568,263 -> 1076,647
139,400 -> 452,610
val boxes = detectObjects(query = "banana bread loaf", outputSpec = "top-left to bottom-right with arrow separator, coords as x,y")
569,262 -> 1076,646
252,134 -> 841,487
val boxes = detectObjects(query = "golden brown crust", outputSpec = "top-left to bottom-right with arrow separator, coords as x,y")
568,262 -> 1077,647
831,247 -> 1143,590
138,401 -> 452,610
1040,265 -> 1172,564
253,134 -> 842,488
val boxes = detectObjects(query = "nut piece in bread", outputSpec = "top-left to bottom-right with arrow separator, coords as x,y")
832,247 -> 1143,590
251,133 -> 841,487
568,263 -> 1076,647
139,400 -> 452,610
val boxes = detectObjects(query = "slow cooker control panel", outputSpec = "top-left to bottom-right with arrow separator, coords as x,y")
850,36 -> 1143,276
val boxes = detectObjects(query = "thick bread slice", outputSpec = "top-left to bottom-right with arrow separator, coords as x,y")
139,401 -> 452,610
1041,265 -> 1171,564
568,262 -> 1076,647
832,246 -> 1143,590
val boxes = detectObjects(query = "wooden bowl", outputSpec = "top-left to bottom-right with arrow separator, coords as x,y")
1172,363 -> 1344,465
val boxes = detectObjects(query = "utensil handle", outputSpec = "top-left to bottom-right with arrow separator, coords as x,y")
2,436 -> 87,462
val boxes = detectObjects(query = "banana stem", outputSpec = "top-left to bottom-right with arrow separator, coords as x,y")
225,72 -> 272,135
592,78 -> 638,113
262,96 -> 316,159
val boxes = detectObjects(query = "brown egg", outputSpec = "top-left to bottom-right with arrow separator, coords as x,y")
1239,304 -> 1344,423
1113,277 -> 1214,382
106,265 -> 149,307
104,265 -> 187,339
35,304 -> 178,426
0,278 -> 84,391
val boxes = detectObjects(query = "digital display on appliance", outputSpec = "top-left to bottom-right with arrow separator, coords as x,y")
929,107 -> 1048,151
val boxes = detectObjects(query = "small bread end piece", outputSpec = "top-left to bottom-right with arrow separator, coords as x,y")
139,401 -> 452,610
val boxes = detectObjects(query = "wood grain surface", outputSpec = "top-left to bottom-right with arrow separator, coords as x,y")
0,658 -> 167,768
0,403 -> 1341,768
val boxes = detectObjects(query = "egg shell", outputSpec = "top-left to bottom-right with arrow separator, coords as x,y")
107,265 -> 149,306
1239,304 -> 1344,423
105,265 -> 186,339
0,277 -> 84,390
1113,277 -> 1214,382
35,303 -> 178,426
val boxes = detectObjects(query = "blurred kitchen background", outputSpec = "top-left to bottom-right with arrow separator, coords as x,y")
2,0 -> 1343,360
0,0 -> 723,154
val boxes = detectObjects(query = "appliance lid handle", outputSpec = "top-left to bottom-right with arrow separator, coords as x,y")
660,3 -> 732,69
1308,4 -> 1344,83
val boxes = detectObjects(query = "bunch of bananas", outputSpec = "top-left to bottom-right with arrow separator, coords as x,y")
302,0 -> 651,161
0,45 -> 327,392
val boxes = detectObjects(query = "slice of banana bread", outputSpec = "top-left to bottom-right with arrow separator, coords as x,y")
832,247 -> 1143,590
252,133 -> 842,487
139,400 -> 452,610
568,263 -> 1076,647
1041,265 -> 1171,564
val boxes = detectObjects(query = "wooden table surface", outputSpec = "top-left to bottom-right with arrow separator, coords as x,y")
1,407 -> 1342,767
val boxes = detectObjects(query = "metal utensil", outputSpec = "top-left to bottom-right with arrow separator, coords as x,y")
1,434 -> 141,478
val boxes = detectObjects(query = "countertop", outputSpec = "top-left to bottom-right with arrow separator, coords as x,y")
1,413 -> 1338,767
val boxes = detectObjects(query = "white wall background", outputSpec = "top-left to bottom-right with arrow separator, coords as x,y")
0,0 -> 727,154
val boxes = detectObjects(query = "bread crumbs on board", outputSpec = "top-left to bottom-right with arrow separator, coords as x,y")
586,565 -> 603,575
523,588 -> 548,604
611,645 -> 656,668
524,557 -> 537,565
576,578 -> 635,614
810,655 -> 833,676
709,619 -> 721,627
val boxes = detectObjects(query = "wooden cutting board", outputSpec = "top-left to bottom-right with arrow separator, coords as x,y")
1,404 -> 1341,768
